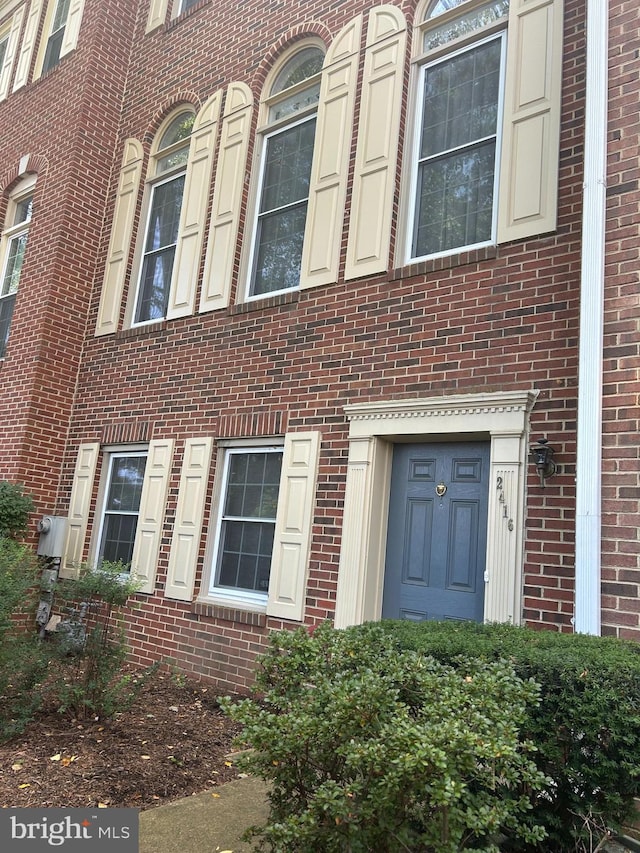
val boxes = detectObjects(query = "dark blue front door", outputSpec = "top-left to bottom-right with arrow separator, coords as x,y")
382,442 -> 489,622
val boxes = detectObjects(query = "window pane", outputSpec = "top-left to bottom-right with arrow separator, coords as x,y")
105,456 -> 146,512
52,0 -> 71,32
99,514 -> 139,565
251,202 -> 308,296
135,175 -> 184,323
98,454 -> 147,567
215,451 -> 282,595
136,247 -> 175,322
260,120 -> 315,213
42,29 -> 64,74
1,233 -> 27,297
424,1 -> 509,51
0,292 -> 16,359
158,112 -> 194,150
271,48 -> 324,95
14,196 -> 33,227
0,38 -> 8,74
413,139 -> 496,256
144,176 -> 185,253
421,39 -> 501,158
218,520 -> 276,593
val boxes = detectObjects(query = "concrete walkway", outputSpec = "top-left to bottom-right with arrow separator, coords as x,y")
139,776 -> 269,853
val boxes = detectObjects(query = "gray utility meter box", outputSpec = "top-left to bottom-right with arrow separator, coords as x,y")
36,516 -> 68,558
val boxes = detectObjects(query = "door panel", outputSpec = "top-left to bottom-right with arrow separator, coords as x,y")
382,441 -> 489,622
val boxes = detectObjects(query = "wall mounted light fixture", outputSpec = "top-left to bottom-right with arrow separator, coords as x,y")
530,438 -> 556,487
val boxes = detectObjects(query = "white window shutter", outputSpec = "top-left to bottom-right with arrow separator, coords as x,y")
199,83 -> 253,313
497,0 -> 564,242
345,5 -> 406,281
167,91 -> 222,320
0,7 -> 24,101
60,0 -> 85,57
130,439 -> 174,594
146,0 -> 168,32
165,437 -> 213,601
267,431 -> 321,622
95,139 -> 144,336
12,0 -> 43,92
300,16 -> 362,290
60,442 -> 99,579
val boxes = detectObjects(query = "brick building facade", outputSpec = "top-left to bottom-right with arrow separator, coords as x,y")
0,0 -> 637,690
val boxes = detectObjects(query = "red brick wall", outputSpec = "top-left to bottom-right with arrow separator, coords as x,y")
8,0 -> 639,690
601,0 -> 640,640
0,0 -> 137,520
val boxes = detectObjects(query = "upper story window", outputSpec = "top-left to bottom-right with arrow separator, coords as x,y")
407,0 -> 508,262
133,109 -> 194,325
42,0 -> 71,73
247,44 -> 324,299
0,29 -> 8,71
177,0 -> 200,13
0,178 -> 35,358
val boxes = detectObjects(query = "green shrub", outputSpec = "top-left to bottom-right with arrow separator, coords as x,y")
223,622 -> 549,852
379,619 -> 640,850
0,538 -> 48,742
50,562 -> 151,719
0,481 -> 34,540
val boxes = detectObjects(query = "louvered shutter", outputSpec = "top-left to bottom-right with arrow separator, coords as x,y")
267,432 -> 320,621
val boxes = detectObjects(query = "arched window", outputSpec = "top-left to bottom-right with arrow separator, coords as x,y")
247,44 -> 324,299
408,0 -> 509,261
0,176 -> 35,358
404,0 -> 564,261
133,109 -> 194,324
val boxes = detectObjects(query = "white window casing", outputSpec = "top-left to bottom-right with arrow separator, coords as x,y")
344,5 -> 407,281
95,139 -> 144,336
496,0 -> 564,242
12,0 -> 43,91
166,91 -> 222,320
165,437 -> 213,601
130,439 -> 174,594
300,15 -> 362,289
0,6 -> 24,101
199,83 -> 253,313
60,442 -> 100,579
267,431 -> 321,622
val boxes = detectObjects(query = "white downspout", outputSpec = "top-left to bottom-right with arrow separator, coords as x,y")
574,0 -> 608,634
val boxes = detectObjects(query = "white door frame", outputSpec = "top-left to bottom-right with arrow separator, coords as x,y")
334,390 -> 538,628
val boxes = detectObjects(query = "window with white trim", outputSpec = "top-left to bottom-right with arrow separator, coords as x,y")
247,44 -> 324,299
408,0 -> 507,262
41,0 -> 71,74
0,179 -> 34,358
177,0 -> 199,13
0,29 -> 8,71
210,446 -> 283,602
133,109 -> 194,325
96,451 -> 147,567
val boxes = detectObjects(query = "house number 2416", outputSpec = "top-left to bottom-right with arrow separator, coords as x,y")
496,476 -> 514,532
